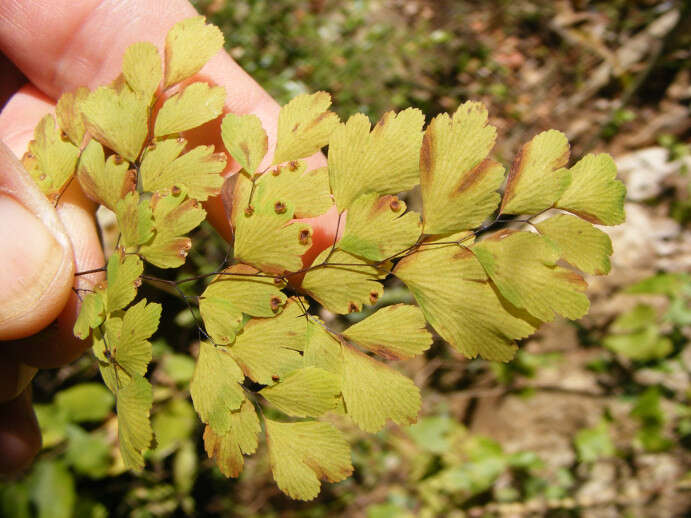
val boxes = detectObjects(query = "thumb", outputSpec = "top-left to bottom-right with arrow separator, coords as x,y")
0,141 -> 74,341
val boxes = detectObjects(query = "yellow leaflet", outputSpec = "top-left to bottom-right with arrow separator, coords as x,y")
341,344 -> 421,432
139,188 -> 206,268
56,87 -> 89,146
260,366 -> 340,417
555,153 -> 625,225
77,140 -> 136,210
203,399 -> 260,478
104,254 -> 143,313
116,375 -> 154,471
501,130 -> 571,215
140,142 -> 226,201
303,320 -> 343,376
255,161 -> 333,218
536,213 -> 613,275
394,235 -> 535,361
114,192 -> 154,250
472,230 -> 590,322
342,304 -> 432,360
73,290 -> 105,340
229,299 -> 308,384
122,42 -> 162,101
164,16 -> 224,88
328,108 -> 425,210
232,172 -> 312,272
273,92 -> 339,165
265,419 -> 353,501
154,82 -> 225,136
301,248 -> 385,314
199,264 -> 286,344
24,114 -> 80,199
338,193 -> 421,261
420,103 -> 504,233
221,113 -> 268,175
81,85 -> 149,162
190,342 -> 245,435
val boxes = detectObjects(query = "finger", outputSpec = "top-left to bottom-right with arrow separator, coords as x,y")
0,138 -> 74,340
0,387 -> 41,476
0,0 -> 329,240
0,52 -> 26,109
0,87 -> 104,368
0,359 -> 36,403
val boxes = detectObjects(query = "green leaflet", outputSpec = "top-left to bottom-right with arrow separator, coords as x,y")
122,42 -> 162,101
104,254 -> 144,313
265,419 -> 353,501
395,235 -> 535,361
500,130 -> 571,215
535,213 -> 613,275
164,16 -> 224,88
138,188 -> 206,268
81,84 -> 149,162
420,102 -> 504,234
472,230 -> 590,322
338,193 -> 421,261
199,264 -> 286,345
273,92 -> 340,165
154,82 -> 225,136
303,320 -> 343,375
114,192 -> 154,250
73,290 -> 106,340
556,153 -> 626,225
23,114 -> 80,199
190,342 -> 245,435
254,161 -> 333,218
260,366 -> 341,417
139,141 -> 226,200
301,248 -> 386,314
116,375 -> 154,471
231,172 -> 313,273
221,113 -> 268,174
203,399 -> 260,477
77,140 -> 136,210
342,304 -> 433,360
341,344 -> 421,432
329,108 -> 425,210
229,299 -> 308,384
106,299 -> 161,378
56,87 -> 89,146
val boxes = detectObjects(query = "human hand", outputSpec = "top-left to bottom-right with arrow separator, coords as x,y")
0,0 -> 339,475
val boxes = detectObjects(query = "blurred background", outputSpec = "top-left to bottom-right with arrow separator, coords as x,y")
1,1 -> 689,516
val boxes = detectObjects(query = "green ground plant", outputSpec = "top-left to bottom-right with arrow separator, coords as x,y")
17,16 -> 625,502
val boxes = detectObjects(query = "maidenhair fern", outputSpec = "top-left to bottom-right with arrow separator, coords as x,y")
23,16 -> 625,500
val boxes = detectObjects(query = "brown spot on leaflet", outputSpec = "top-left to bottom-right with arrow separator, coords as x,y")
244,206 -> 254,217
419,127 -> 434,183
288,161 -> 299,171
113,154 -> 123,165
271,166 -> 281,176
271,375 -> 280,382
456,158 -> 498,194
134,278 -> 142,288
274,201 -> 287,214
389,197 -> 401,212
348,302 -> 359,313
369,291 -> 379,304
171,185 -> 181,196
270,296 -> 282,313
298,229 -> 311,245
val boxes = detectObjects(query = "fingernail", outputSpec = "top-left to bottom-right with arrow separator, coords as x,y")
0,194 -> 62,325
